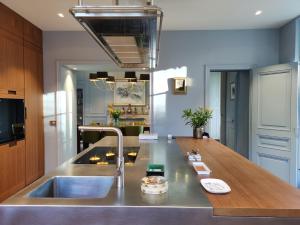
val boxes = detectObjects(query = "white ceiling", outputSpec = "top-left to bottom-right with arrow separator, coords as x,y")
65,63 -> 150,72
2,0 -> 300,31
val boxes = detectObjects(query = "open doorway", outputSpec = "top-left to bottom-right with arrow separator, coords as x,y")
56,63 -> 151,156
208,70 -> 250,158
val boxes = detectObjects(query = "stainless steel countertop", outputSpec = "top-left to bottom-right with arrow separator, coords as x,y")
1,137 -> 211,208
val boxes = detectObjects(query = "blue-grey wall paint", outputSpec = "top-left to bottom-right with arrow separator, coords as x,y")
279,18 -> 300,63
43,29 -> 279,140
153,30 -> 279,136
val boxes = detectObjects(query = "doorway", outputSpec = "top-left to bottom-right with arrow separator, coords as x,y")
208,70 -> 250,158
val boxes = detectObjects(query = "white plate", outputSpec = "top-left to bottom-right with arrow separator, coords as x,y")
200,178 -> 231,194
192,162 -> 211,175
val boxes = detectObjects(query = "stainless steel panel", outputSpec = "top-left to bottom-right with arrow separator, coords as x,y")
2,138 -> 211,207
69,6 -> 163,69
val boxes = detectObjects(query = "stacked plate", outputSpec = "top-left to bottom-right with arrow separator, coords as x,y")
141,176 -> 168,194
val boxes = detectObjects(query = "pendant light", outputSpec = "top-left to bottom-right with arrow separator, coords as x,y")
89,73 -> 99,81
106,76 -> 115,84
124,71 -> 136,80
97,71 -> 108,80
128,78 -> 138,83
140,74 -> 150,81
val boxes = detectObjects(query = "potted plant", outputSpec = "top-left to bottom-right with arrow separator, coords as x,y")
110,109 -> 122,125
182,107 -> 213,139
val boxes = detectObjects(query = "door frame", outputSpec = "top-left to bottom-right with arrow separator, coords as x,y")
54,60 -> 113,164
204,64 -> 254,158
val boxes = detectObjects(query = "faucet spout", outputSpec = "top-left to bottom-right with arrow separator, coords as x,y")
78,126 -> 124,189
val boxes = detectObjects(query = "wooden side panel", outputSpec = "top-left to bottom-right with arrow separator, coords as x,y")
0,141 -> 25,202
0,29 -> 24,97
24,43 -> 44,184
23,20 -> 42,48
0,3 -> 23,38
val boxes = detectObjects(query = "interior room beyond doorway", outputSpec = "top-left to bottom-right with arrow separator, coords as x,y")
208,70 -> 250,158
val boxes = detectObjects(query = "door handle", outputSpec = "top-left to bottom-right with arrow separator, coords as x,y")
8,90 -> 17,95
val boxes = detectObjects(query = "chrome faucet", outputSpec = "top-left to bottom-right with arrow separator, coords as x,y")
79,126 -> 124,189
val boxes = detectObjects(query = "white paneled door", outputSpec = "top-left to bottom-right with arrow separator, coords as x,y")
251,63 -> 298,186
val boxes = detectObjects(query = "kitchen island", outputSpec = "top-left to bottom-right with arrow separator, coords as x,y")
1,137 -> 300,225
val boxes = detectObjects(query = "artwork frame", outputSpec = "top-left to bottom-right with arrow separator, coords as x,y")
114,81 -> 146,106
173,77 -> 187,95
230,82 -> 236,100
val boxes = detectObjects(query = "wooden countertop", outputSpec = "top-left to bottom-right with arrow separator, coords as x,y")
176,137 -> 300,217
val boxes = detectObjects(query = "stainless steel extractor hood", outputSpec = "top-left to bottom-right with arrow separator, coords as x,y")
70,3 -> 163,69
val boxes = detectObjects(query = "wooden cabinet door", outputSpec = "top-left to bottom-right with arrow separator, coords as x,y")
23,20 -> 42,49
0,29 -> 24,98
0,141 -> 25,202
0,3 -> 23,38
24,43 -> 44,184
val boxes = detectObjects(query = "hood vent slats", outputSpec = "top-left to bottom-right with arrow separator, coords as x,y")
70,6 -> 163,69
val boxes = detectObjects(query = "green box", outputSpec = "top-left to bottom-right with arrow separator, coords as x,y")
146,164 -> 165,176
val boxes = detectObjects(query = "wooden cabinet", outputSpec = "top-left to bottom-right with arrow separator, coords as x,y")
0,3 -> 44,200
24,42 -> 44,185
0,29 -> 24,98
23,20 -> 42,49
0,141 -> 26,202
0,3 -> 23,38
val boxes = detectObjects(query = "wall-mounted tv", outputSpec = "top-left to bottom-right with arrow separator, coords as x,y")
0,98 -> 25,144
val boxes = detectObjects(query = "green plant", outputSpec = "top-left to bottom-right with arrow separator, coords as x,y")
182,107 -> 213,128
111,109 -> 121,120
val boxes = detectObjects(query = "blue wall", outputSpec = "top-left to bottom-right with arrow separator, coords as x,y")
152,30 -> 279,136
279,18 -> 300,63
43,29 -> 280,138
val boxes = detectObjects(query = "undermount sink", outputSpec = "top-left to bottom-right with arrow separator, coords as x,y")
28,176 -> 114,199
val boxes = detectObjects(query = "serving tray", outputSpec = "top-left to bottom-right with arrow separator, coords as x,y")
192,162 -> 211,175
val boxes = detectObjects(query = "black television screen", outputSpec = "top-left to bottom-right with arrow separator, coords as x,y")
0,98 -> 25,144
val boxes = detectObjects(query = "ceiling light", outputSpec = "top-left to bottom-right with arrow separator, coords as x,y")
97,71 -> 108,80
255,10 -> 262,16
58,13 -> 65,18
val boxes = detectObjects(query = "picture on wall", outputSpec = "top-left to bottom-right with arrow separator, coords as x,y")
114,81 -> 146,105
173,77 -> 187,95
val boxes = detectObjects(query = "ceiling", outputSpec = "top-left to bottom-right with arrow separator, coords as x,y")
65,63 -> 149,72
2,0 -> 300,31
